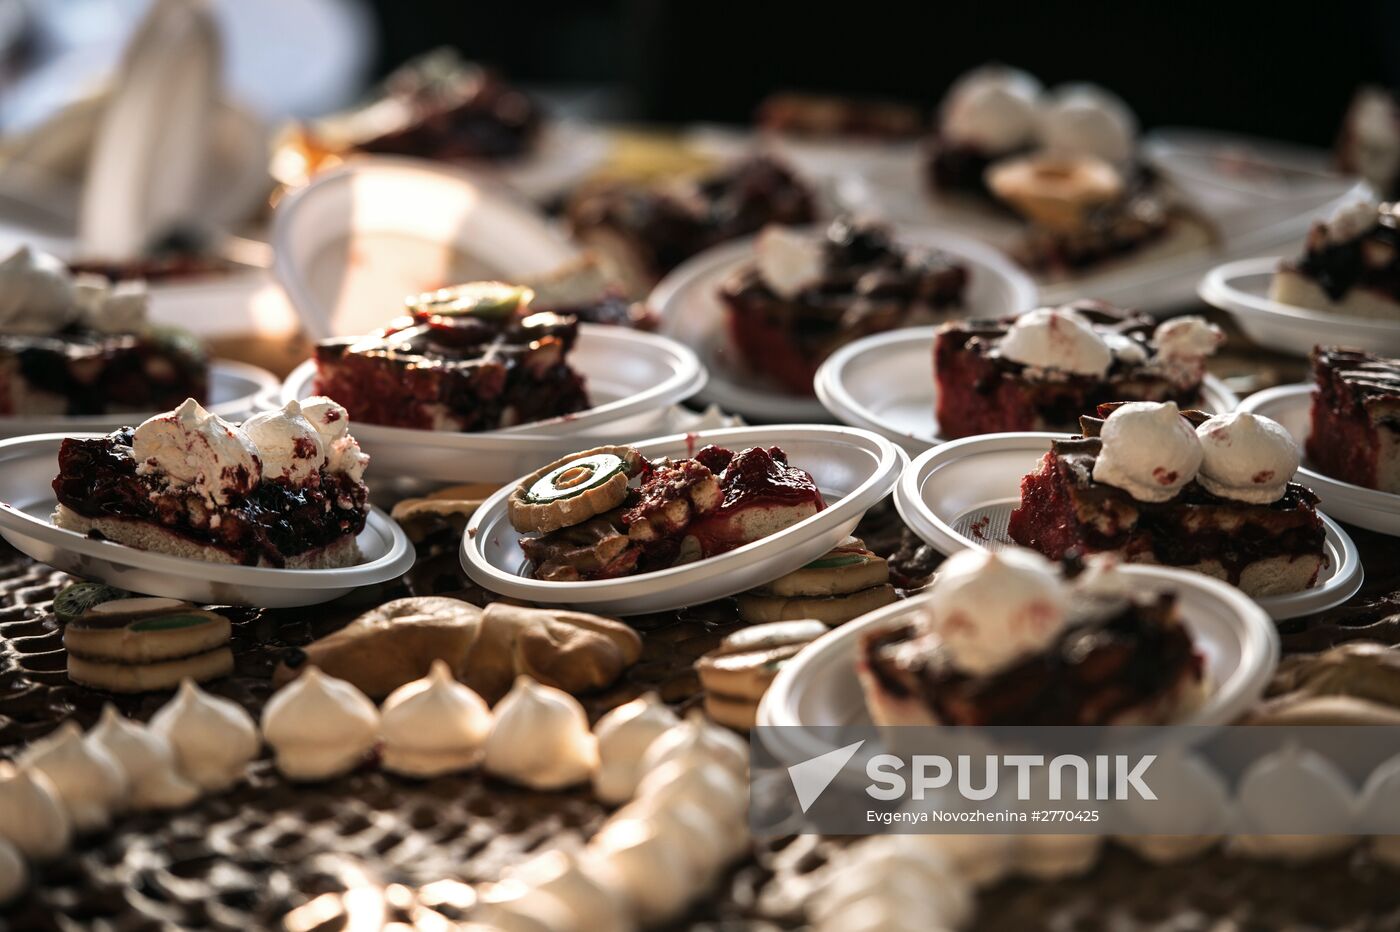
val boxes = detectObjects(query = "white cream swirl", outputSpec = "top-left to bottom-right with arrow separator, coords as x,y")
941,65 -> 1042,152
1194,411 -> 1300,504
997,306 -> 1112,377
132,399 -> 261,506
240,400 -> 325,487
299,395 -> 370,482
0,246 -> 81,335
1091,401 -> 1202,502
261,667 -> 380,781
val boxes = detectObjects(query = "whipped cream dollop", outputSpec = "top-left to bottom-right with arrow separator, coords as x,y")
482,676 -> 598,790
19,721 -> 128,832
997,306 -> 1112,377
241,401 -> 326,487
923,548 -> 1068,676
1152,315 -> 1223,361
637,711 -> 747,780
88,705 -> 199,811
941,65 -> 1042,152
1117,750 -> 1229,864
1230,743 -> 1357,862
79,278 -> 150,334
0,762 -> 71,860
1103,331 -> 1147,365
1325,199 -> 1382,244
587,818 -> 695,926
503,850 -> 631,932
593,692 -> 680,804
380,660 -> 492,778
150,679 -> 260,791
0,246 -> 81,336
133,399 -> 262,506
1194,412 -> 1299,504
300,395 -> 370,482
755,225 -> 826,299
0,838 -> 25,906
1091,401 -> 1203,502
1074,554 -> 1134,598
261,667 -> 379,781
811,836 -> 973,932
1039,83 -> 1137,165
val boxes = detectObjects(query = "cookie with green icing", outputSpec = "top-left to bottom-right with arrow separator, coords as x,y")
508,445 -> 643,534
64,605 -> 233,693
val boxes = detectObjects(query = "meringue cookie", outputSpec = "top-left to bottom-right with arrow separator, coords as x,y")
997,306 -> 1112,377
19,721 -> 128,831
88,705 -> 199,810
0,837 -> 25,905
503,850 -> 633,932
1092,401 -> 1203,502
1194,412 -> 1300,504
0,763 -> 71,860
0,245 -> 80,335
483,676 -> 598,790
637,712 -> 747,780
592,693 -> 679,804
89,279 -> 150,334
1152,315 -> 1223,361
299,395 -> 370,482
381,660 -> 492,778
941,65 -> 1042,152
1231,743 -> 1358,862
755,225 -> 826,299
240,401 -> 325,487
634,757 -> 748,833
476,880 -> 585,932
587,818 -> 695,925
1116,750 -> 1228,864
261,667 -> 379,781
811,836 -> 973,930
925,548 -> 1068,676
614,794 -> 731,879
1358,754 -> 1400,869
1039,83 -> 1137,165
132,399 -> 261,506
150,679 -> 260,791
901,832 -> 1017,888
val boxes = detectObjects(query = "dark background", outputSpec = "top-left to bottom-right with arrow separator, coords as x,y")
363,0 -> 1400,145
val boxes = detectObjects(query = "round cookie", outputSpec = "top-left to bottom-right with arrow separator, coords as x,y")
507,446 -> 643,534
737,584 -> 897,626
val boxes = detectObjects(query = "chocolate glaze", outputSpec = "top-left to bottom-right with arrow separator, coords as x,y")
1284,206 -> 1400,301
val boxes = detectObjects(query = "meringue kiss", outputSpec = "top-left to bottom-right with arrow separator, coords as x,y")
483,676 -> 598,790
261,667 -> 379,781
380,660 -> 493,778
150,679 -> 260,791
592,693 -> 679,804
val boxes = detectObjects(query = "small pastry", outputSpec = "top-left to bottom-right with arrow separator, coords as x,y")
64,602 -> 232,693
149,679 -> 260,792
18,721 -> 128,831
0,837 -> 25,905
1361,755 -> 1400,869
261,667 -> 380,781
810,836 -> 973,931
508,446 -> 643,534
634,758 -> 747,836
696,619 -> 827,730
1116,751 -> 1228,864
592,693 -> 679,805
380,660 -> 492,778
482,676 -> 598,790
587,818 -> 695,925
390,482 -> 501,542
0,763 -> 71,860
612,793 -> 730,881
502,850 -> 633,932
1230,743 -> 1358,862
87,705 -> 199,811
638,712 -> 748,779
986,153 -> 1125,233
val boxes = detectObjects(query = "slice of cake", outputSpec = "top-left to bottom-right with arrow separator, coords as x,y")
1308,346 -> 1400,493
1007,402 -> 1326,596
1271,202 -> 1400,319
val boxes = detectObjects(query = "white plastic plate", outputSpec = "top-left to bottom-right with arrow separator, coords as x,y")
1199,257 -> 1400,357
0,434 -> 413,607
460,425 -> 907,615
280,324 -> 707,482
814,325 -> 1239,455
272,157 -> 581,340
757,564 -> 1280,766
893,432 -> 1362,621
0,358 -> 278,440
1240,383 -> 1400,536
647,225 -> 1038,422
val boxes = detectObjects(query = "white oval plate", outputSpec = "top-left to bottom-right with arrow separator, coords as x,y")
647,225 -> 1038,422
460,425 -> 907,615
814,325 -> 1239,456
0,434 -> 413,607
1199,256 -> 1400,358
757,564 -> 1280,765
0,358 -> 278,441
893,432 -> 1362,621
281,324 -> 707,482
272,156 -> 581,340
1239,383 -> 1400,536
